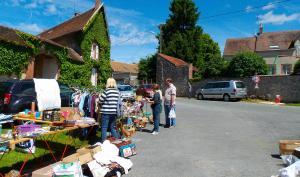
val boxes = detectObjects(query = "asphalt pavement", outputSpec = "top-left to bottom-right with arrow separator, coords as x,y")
126,98 -> 300,177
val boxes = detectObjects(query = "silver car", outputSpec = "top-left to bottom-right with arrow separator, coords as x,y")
195,80 -> 247,101
118,85 -> 135,100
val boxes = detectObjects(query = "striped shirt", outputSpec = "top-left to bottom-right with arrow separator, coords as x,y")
99,88 -> 120,115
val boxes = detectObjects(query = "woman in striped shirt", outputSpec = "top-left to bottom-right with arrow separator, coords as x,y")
99,78 -> 120,142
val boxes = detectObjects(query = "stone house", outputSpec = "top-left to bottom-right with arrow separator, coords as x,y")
0,0 -> 110,87
111,61 -> 138,86
156,53 -> 196,96
224,26 -> 300,75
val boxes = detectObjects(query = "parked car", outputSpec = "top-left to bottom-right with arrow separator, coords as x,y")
0,79 -> 74,113
118,85 -> 135,101
135,84 -> 154,97
195,80 -> 247,101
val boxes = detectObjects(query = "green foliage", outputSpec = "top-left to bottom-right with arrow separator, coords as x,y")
0,41 -> 32,76
227,51 -> 268,77
199,33 -> 226,77
81,10 -> 111,88
158,0 -> 224,79
160,0 -> 202,66
293,59 -> 300,75
0,10 -> 110,89
138,54 -> 156,82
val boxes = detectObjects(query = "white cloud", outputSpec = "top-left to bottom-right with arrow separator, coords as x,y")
44,4 -> 57,15
16,23 -> 44,34
245,5 -> 253,13
106,6 -> 143,17
258,11 -> 300,25
25,2 -> 38,9
110,21 -> 157,46
262,2 -> 276,10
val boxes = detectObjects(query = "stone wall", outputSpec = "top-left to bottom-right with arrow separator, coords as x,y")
191,75 -> 300,103
156,56 -> 190,96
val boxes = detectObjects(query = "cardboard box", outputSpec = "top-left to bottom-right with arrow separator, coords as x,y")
77,145 -> 102,156
279,140 -> 300,155
32,162 -> 61,177
62,152 -> 93,165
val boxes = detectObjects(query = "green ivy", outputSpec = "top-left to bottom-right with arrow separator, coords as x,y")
0,9 -> 111,89
81,9 -> 111,88
0,40 -> 32,76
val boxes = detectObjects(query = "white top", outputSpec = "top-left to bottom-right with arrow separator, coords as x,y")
164,83 -> 176,105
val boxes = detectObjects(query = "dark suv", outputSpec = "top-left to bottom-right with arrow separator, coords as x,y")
0,79 -> 74,113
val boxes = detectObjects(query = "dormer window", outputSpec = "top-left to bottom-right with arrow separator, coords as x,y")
91,43 -> 99,60
269,45 -> 280,50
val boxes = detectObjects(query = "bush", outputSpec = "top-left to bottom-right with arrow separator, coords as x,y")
227,51 -> 268,77
293,60 -> 300,75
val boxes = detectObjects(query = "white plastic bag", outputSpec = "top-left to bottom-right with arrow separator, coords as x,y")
169,107 -> 176,119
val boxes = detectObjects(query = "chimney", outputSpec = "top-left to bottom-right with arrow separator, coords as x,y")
95,0 -> 101,9
259,23 -> 263,35
74,12 -> 80,17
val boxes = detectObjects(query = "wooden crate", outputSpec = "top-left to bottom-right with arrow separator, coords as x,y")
279,140 -> 300,155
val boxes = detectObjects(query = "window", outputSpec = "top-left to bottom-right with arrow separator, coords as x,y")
91,68 -> 98,86
19,82 -> 35,95
235,82 -> 245,88
268,64 -> 276,75
281,64 -> 292,75
90,43 -> 99,60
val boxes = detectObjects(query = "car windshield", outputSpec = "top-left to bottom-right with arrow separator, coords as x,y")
118,86 -> 132,91
143,84 -> 153,89
235,82 -> 245,88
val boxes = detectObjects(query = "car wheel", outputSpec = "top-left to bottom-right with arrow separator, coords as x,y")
223,94 -> 230,102
197,93 -> 204,100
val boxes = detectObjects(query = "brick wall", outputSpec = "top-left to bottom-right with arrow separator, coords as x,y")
191,75 -> 300,103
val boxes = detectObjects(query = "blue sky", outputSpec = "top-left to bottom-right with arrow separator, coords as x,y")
1,0 -> 300,63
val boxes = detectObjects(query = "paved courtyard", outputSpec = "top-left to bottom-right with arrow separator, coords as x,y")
127,98 -> 300,177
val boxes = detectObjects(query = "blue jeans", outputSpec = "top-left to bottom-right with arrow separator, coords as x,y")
152,104 -> 161,132
101,114 -> 120,142
164,105 -> 176,127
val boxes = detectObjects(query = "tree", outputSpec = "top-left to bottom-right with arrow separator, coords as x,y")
293,60 -> 300,75
159,0 -> 225,78
227,51 -> 268,77
160,0 -> 203,67
199,33 -> 226,77
138,54 -> 156,82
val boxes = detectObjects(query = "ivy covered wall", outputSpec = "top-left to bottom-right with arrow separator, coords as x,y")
0,8 -> 111,88
81,9 -> 111,88
0,41 -> 32,76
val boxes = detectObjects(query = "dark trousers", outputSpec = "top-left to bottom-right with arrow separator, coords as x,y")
152,105 -> 161,132
101,114 -> 120,142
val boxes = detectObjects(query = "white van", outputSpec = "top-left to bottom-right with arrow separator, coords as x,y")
195,80 -> 247,101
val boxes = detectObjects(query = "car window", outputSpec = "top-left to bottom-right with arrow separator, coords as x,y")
0,82 -> 13,94
144,84 -> 152,89
219,82 -> 230,88
235,82 -> 245,88
118,86 -> 132,91
204,83 -> 213,89
19,82 -> 35,95
214,82 -> 223,88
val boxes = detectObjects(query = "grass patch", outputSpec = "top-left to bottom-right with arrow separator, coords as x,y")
286,103 -> 300,107
0,127 -> 100,173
